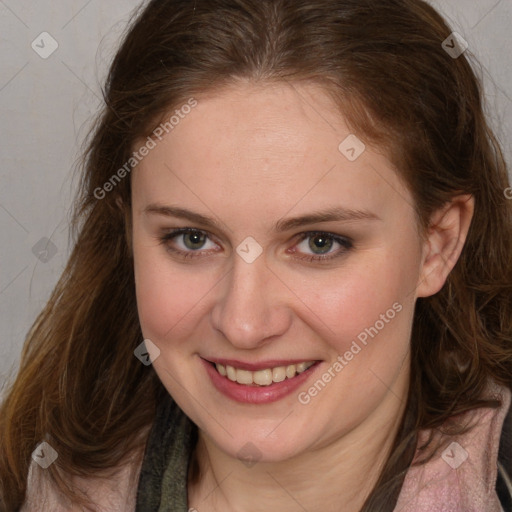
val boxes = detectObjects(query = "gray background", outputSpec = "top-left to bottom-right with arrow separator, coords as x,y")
1,0 -> 511,391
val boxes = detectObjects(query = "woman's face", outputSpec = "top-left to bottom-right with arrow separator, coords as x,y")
131,81 -> 426,462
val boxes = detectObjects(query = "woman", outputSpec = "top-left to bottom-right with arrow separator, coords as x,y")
1,0 -> 511,511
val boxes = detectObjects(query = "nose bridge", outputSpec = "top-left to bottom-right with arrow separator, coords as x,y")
211,251 -> 291,348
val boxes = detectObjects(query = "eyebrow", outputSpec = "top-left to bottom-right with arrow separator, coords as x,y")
144,204 -> 380,232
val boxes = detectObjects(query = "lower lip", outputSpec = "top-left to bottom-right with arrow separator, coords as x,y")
201,358 -> 320,404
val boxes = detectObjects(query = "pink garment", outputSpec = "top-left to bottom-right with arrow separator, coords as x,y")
21,383 -> 511,511
395,382 -> 511,512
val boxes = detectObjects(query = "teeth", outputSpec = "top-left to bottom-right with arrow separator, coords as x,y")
226,365 -> 237,382
286,365 -> 296,378
272,366 -> 286,383
216,364 -> 227,377
253,369 -> 273,386
296,362 -> 309,372
236,369 -> 253,385
214,361 -> 315,386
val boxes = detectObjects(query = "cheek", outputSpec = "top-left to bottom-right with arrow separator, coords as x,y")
295,252 -> 417,352
289,255 -> 416,431
133,238 -> 211,343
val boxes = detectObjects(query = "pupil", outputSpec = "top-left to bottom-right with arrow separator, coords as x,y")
185,232 -> 205,249
309,234 -> 333,254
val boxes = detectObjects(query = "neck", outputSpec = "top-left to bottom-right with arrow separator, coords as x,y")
187,386 -> 408,512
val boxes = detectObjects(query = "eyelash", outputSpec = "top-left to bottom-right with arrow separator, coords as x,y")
159,228 -> 353,263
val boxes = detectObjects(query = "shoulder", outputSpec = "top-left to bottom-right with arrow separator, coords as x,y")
395,382 -> 511,512
20,443 -> 147,512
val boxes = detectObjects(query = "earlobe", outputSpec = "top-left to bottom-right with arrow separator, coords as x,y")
416,195 -> 474,298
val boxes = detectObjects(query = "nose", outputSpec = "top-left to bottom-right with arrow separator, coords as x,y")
210,251 -> 292,350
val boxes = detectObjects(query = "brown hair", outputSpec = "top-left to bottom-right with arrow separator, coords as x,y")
1,0 -> 511,510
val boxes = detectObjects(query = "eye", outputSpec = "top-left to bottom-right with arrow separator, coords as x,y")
160,228 -> 219,258
159,228 -> 353,263
292,231 -> 353,262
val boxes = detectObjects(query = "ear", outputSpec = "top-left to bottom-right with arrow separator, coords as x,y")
416,194 -> 474,298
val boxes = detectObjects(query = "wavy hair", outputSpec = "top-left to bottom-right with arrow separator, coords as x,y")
1,0 -> 511,510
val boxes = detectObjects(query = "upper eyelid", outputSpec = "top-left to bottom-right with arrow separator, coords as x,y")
162,227 -> 220,245
162,228 -> 352,248
293,231 -> 353,251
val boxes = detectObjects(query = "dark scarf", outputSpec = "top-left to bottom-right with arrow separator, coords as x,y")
135,394 -> 198,511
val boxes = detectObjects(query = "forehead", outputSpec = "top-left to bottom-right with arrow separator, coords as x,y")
132,81 -> 413,227
176,81 -> 349,162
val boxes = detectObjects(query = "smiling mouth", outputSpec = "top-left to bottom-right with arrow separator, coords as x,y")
210,361 -> 316,386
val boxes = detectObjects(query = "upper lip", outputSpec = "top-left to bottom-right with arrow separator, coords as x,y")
203,357 -> 319,371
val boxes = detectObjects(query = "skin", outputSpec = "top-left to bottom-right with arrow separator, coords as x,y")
130,80 -> 474,512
